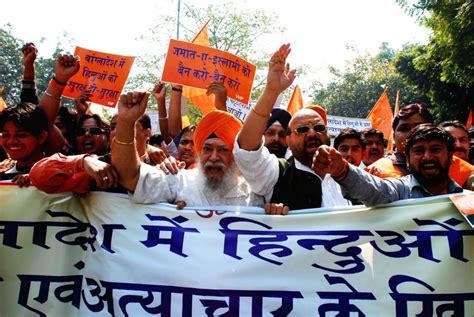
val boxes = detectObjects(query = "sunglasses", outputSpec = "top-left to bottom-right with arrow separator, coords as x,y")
294,124 -> 326,135
77,127 -> 103,136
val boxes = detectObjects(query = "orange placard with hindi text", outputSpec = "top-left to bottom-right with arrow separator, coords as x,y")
62,47 -> 135,108
162,40 -> 256,105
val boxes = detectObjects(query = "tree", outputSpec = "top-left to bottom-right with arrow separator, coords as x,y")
0,25 -> 73,107
396,0 -> 474,85
309,43 -> 427,118
394,0 -> 473,121
0,24 -> 23,106
394,43 -> 473,121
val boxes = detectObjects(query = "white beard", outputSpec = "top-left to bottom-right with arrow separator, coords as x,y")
197,161 -> 244,200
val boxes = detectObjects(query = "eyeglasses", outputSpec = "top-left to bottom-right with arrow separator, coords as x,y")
77,127 -> 103,136
293,124 -> 326,135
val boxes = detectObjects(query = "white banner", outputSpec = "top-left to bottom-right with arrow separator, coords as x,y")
327,115 -> 372,136
1,185 -> 474,316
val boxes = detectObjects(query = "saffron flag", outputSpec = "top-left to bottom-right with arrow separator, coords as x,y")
182,20 -> 216,115
367,89 -> 393,141
466,109 -> 472,130
287,84 -> 303,115
182,115 -> 191,128
386,90 -> 400,152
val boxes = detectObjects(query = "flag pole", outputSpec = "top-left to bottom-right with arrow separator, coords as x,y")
176,0 -> 181,39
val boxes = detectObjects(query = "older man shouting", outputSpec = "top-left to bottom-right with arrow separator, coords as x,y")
111,91 -> 263,207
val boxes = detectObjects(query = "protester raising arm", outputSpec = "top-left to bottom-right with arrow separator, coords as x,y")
20,42 -> 39,104
111,91 -> 150,191
206,81 -> 228,112
152,81 -> 172,144
238,44 -> 296,151
74,89 -> 92,122
168,84 -> 184,138
39,54 -> 80,154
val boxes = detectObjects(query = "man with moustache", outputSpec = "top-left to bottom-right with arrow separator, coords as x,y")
367,104 -> 474,188
264,108 -> 291,158
233,44 -> 350,210
111,91 -> 263,207
439,121 -> 470,162
313,124 -> 464,206
359,128 -> 385,168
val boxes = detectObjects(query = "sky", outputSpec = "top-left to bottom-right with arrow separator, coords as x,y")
3,0 -> 430,100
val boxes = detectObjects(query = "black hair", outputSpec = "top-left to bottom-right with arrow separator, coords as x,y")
0,102 -> 48,135
360,128 -> 384,142
392,103 -> 434,131
404,124 -> 455,156
137,114 -> 151,130
334,128 -> 366,150
438,120 -> 469,135
149,133 -> 164,146
77,114 -> 110,137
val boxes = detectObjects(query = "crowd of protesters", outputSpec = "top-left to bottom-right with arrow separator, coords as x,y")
1,42 -> 473,215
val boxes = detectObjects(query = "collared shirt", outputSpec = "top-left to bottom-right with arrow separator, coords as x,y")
233,136 -> 351,207
166,140 -> 179,158
132,163 -> 264,207
339,164 -> 464,207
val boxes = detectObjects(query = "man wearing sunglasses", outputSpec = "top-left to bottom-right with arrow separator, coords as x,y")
30,112 -> 167,195
233,44 -> 351,210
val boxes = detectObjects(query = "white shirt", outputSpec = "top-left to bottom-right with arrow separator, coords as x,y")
233,136 -> 352,207
131,163 -> 264,207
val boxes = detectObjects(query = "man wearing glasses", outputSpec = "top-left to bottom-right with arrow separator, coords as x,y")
233,44 -> 351,210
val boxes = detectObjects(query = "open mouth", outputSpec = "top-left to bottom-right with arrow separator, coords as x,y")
83,139 -> 95,150
421,162 -> 440,174
306,139 -> 321,152
369,150 -> 381,155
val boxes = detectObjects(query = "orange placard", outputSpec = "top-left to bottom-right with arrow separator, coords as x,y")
450,193 -> 474,228
450,193 -> 474,215
62,47 -> 135,108
162,40 -> 256,105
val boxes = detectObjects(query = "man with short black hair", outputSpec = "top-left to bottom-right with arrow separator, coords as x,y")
313,124 -> 464,206
0,102 -> 48,185
360,128 -> 384,168
439,120 -> 470,162
367,103 -> 473,187
333,128 -> 365,167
